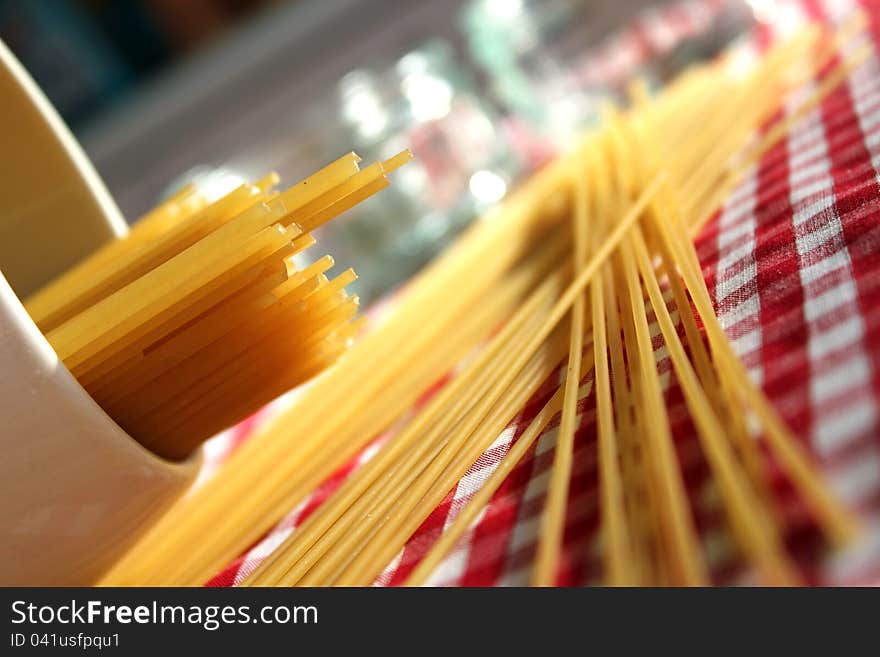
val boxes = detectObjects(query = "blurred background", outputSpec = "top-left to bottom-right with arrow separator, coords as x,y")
1,0 -> 752,303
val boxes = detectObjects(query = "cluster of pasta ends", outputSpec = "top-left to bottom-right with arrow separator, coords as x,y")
27,150 -> 412,459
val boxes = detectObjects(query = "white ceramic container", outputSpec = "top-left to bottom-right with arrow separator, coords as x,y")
0,39 -> 198,586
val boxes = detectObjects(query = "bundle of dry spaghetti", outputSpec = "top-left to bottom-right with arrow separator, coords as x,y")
27,150 -> 412,459
100,16 -> 867,586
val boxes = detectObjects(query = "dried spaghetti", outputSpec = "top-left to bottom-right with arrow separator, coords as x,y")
28,151 -> 411,459
95,17 -> 866,586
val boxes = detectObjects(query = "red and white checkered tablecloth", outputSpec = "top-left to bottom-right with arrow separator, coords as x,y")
202,0 -> 880,586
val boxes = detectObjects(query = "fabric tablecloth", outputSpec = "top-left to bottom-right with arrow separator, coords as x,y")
202,0 -> 880,586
